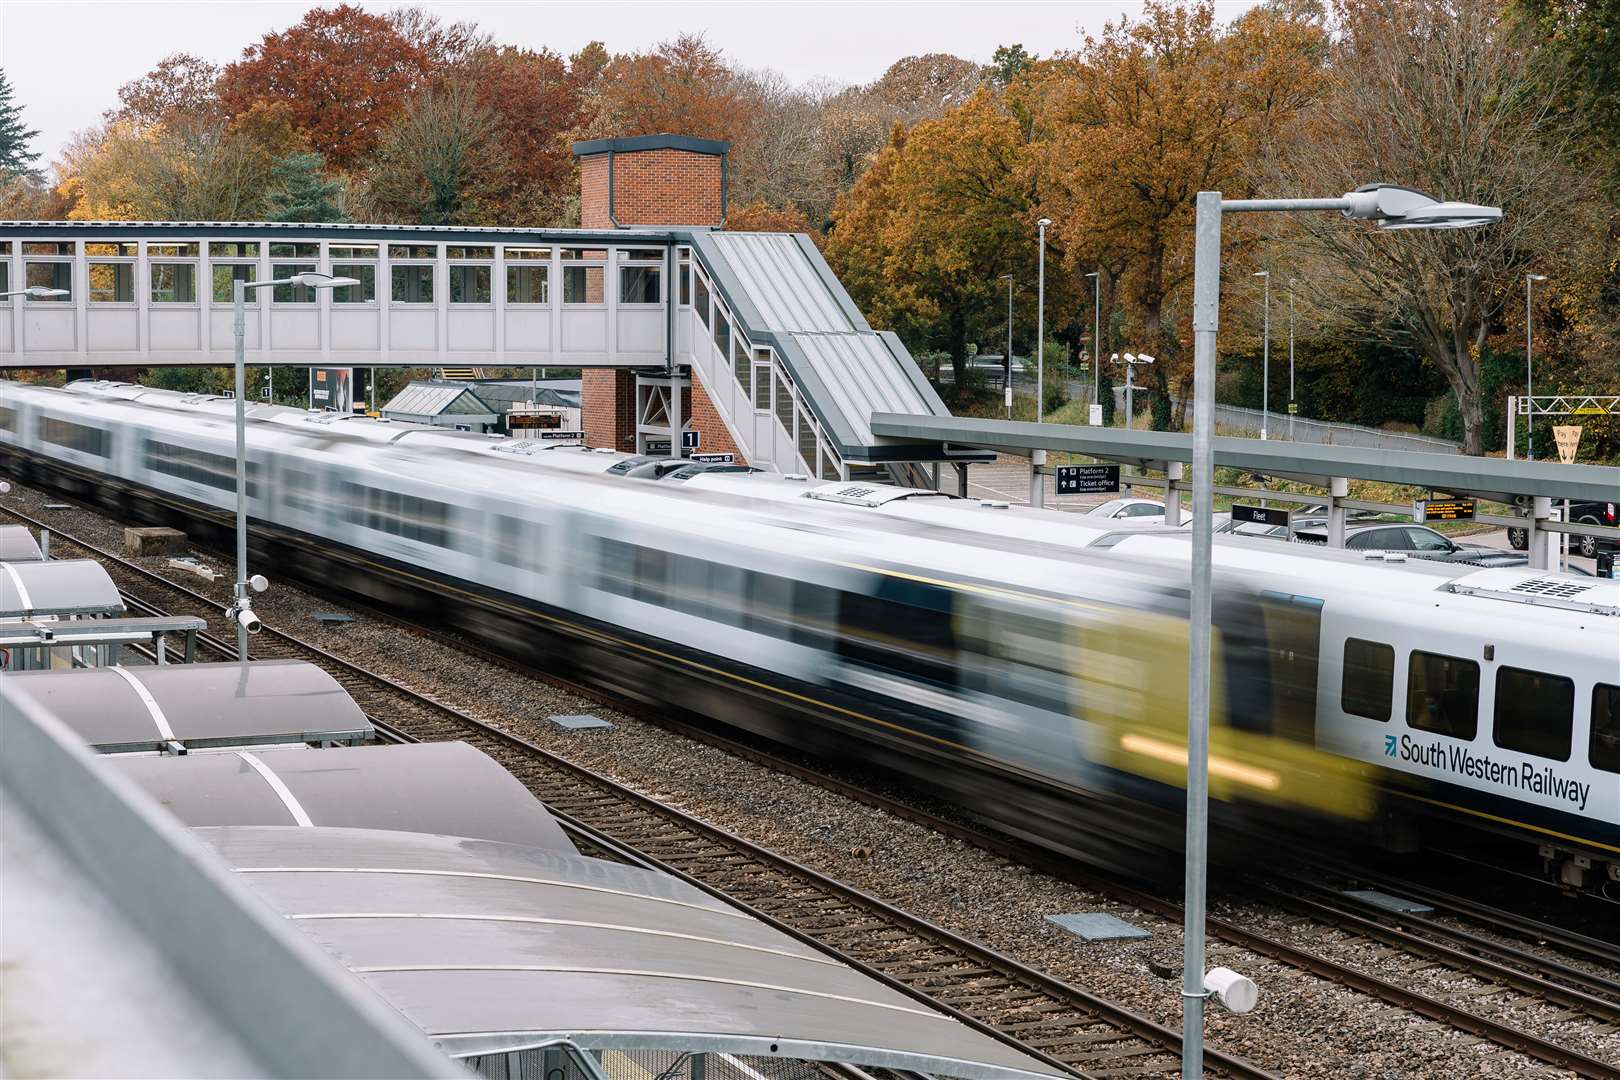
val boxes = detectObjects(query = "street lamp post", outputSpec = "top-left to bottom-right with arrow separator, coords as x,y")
1525,273 -> 1547,460
1253,270 -> 1270,440
1085,271 -> 1101,421
1181,184 -> 1499,1080
231,271 -> 358,659
1287,279 -> 1296,441
1037,218 -> 1051,423
1000,273 -> 1014,420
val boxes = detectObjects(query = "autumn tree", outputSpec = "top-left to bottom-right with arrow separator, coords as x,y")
1270,0 -> 1590,454
725,199 -> 815,236
826,90 -> 1056,388
359,86 -> 504,225
112,53 -> 222,127
218,5 -> 433,169
1031,0 -> 1323,428
456,45 -> 587,223
583,34 -> 756,145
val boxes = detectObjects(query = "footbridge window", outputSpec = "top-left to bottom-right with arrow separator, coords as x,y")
271,243 -> 320,303
561,248 -> 607,304
448,246 -> 493,304
86,242 -> 137,304
23,242 -> 72,300
390,246 -> 437,304
619,249 -> 662,305
330,245 -> 378,303
505,247 -> 549,305
211,243 -> 259,305
149,244 -> 198,304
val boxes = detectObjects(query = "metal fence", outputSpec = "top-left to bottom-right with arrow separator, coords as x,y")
1206,402 -> 1460,453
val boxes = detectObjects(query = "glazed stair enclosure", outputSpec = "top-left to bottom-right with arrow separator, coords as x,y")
681,268 -> 848,481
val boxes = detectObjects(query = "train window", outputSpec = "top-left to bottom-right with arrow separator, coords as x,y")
959,606 -> 1068,715
0,407 -> 15,433
493,514 -> 541,570
1406,650 -> 1479,740
1341,638 -> 1394,721
40,417 -> 109,457
1493,667 -> 1573,761
1589,685 -> 1619,774
143,439 -> 257,494
835,584 -> 956,687
630,545 -> 668,605
742,570 -> 794,638
338,483 -> 450,546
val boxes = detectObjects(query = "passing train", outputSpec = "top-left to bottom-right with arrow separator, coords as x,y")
2,379 -> 1616,891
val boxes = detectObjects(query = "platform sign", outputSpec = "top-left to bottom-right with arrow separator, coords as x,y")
309,367 -> 355,413
646,439 -> 671,453
1056,464 -> 1120,495
691,453 -> 735,464
537,429 -> 583,442
1413,497 -> 1476,523
682,430 -> 701,450
1231,503 -> 1292,529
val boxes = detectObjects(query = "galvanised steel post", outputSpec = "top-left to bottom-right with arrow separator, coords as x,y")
1002,273 -> 1014,420
1255,270 -> 1270,440
1086,272 -> 1101,417
233,277 -> 249,660
1525,274 -> 1546,460
1037,218 -> 1050,424
1288,279 -> 1296,441
1184,191 -> 1222,1080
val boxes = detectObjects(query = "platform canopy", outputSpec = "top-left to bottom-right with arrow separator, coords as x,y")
202,826 -> 1065,1080
113,742 -> 576,852
0,525 -> 44,561
0,558 -> 123,618
3,660 -> 371,753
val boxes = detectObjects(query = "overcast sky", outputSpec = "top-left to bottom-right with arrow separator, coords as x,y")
3,1 -> 1259,166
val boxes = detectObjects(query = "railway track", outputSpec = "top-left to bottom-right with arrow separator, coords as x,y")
29,525 -> 1270,1080
11,501 -> 1619,1078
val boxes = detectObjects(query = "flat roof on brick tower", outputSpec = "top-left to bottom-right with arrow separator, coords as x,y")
571,134 -> 730,157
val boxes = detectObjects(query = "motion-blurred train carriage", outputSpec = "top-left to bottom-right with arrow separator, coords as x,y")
2,379 -> 1615,893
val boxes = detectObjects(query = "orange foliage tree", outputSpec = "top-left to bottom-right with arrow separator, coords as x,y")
1030,0 -> 1322,427
217,5 -> 433,170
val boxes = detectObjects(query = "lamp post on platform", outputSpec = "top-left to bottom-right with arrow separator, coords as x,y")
1085,271 -> 1101,421
1525,273 -> 1547,459
1253,270 -> 1270,439
1037,218 -> 1050,423
230,271 -> 358,659
2,286 -> 70,300
1000,273 -> 1014,419
1179,185 -> 1499,1080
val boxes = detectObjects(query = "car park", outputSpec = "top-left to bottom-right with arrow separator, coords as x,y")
1292,521 -> 1502,564
1506,500 -> 1617,558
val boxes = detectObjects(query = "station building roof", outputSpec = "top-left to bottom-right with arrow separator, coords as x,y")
0,558 -> 124,618
202,825 -> 1063,1080
113,742 -> 575,852
0,525 -> 44,561
382,381 -> 500,424
3,660 -> 371,753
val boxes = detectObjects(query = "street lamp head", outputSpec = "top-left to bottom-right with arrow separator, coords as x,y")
1084,271 -> 1099,280
1527,273 -> 1548,282
1252,270 -> 1269,278
291,271 -> 362,289
1037,217 -> 1052,228
22,286 -> 70,298
1341,183 -> 1501,230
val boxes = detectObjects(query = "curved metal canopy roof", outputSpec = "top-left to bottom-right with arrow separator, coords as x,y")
112,742 -> 575,852
0,558 -> 124,618
0,525 -> 44,561
3,660 -> 371,753
201,826 -> 1063,1080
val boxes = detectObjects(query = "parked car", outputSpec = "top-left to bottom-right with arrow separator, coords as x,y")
1085,497 -> 1189,526
1506,500 -> 1617,558
1291,521 -> 1502,563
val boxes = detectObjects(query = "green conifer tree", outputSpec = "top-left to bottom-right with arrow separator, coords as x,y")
264,152 -> 347,222
0,69 -> 42,180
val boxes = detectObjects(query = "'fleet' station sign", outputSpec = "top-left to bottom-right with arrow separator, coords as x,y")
1231,503 -> 1292,529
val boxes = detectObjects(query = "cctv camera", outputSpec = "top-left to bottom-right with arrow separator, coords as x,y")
236,607 -> 262,635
